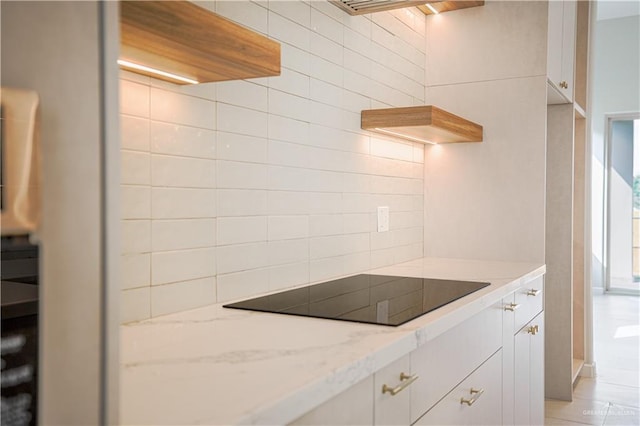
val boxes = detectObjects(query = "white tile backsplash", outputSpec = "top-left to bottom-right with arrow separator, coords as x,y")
308,55 -> 343,87
216,268 -> 269,302
268,262 -> 309,291
278,43 -> 311,75
120,80 -> 150,118
121,287 -> 151,323
217,189 -> 268,216
266,191 -> 311,215
120,0 -> 425,322
122,253 -> 151,290
217,103 -> 268,137
268,114 -> 310,144
151,277 -> 216,316
121,185 -> 151,219
121,220 -> 151,255
309,256 -> 344,283
150,88 -> 216,129
267,238 -> 309,266
309,78 -> 343,107
121,151 -> 150,185
121,115 -> 150,152
268,67 -> 310,98
309,32 -> 343,66
217,216 -> 268,245
268,215 -> 309,241
217,242 -> 269,275
269,11 -> 310,51
150,122 -> 216,159
268,0 -> 310,28
215,0 -> 268,34
151,155 -> 216,188
217,160 -> 268,189
151,219 -> 216,252
151,248 -> 216,286
310,214 -> 343,237
310,7 -> 344,45
217,80 -> 268,112
152,188 -> 216,219
268,89 -> 310,122
217,132 -> 268,164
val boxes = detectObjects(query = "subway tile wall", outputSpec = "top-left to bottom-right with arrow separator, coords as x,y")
120,0 -> 426,323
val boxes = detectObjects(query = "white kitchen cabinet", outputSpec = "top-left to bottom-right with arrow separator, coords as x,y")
289,375 -> 374,425
409,301 -> 502,423
374,355 -> 414,425
547,0 -> 577,103
292,278 -> 545,426
514,276 -> 544,333
514,312 -> 545,426
501,293 -> 516,426
504,276 -> 545,425
413,349 -> 503,426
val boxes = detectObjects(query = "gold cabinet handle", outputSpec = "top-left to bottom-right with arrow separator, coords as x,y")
504,302 -> 520,312
559,81 -> 568,89
527,325 -> 539,335
526,288 -> 541,297
460,387 -> 485,406
381,372 -> 419,396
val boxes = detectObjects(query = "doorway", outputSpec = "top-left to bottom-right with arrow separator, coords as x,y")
605,115 -> 640,294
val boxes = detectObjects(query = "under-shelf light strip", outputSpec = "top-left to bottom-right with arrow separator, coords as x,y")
373,128 -> 437,145
424,3 -> 439,14
117,59 -> 199,85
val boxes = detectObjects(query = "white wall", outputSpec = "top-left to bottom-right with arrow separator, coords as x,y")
423,1 -> 548,263
120,0 -> 427,322
591,13 -> 640,288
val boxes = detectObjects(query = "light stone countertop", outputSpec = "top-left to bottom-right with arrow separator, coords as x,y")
120,257 -> 545,425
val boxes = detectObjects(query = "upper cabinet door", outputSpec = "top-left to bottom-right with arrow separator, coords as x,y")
547,0 -> 577,103
560,0 -> 577,100
547,0 -> 563,85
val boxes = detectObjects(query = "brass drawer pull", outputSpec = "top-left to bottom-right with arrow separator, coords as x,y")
381,372 -> 419,396
559,81 -> 568,89
526,288 -> 541,297
527,325 -> 539,335
460,387 -> 485,406
504,303 -> 520,312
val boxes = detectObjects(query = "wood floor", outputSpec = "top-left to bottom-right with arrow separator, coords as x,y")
545,293 -> 640,425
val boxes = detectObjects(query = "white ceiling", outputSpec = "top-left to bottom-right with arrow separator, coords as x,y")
597,0 -> 640,21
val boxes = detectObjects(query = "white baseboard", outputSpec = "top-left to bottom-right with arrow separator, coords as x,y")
580,363 -> 596,378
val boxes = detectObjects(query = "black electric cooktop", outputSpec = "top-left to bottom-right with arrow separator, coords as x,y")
223,274 -> 490,326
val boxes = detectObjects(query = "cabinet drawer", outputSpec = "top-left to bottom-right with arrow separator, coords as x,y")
414,349 -> 502,426
514,276 -> 544,332
410,301 -> 502,423
374,355 -> 413,425
289,376 -> 374,425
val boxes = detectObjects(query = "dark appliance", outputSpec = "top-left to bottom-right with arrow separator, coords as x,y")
224,274 -> 489,326
1,237 -> 39,426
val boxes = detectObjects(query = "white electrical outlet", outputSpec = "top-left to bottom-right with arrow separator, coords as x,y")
377,206 -> 389,232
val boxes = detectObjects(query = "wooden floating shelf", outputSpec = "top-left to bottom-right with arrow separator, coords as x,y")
331,0 -> 484,16
418,1 -> 485,16
120,1 -> 281,85
361,105 -> 483,144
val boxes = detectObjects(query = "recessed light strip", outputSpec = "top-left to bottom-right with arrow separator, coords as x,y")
424,3 -> 439,14
117,59 -> 199,85
373,128 -> 437,145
